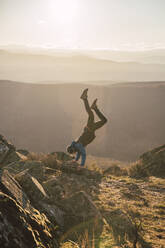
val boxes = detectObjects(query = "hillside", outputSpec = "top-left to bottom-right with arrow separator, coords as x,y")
85,49 -> 165,64
0,80 -> 165,161
0,50 -> 165,82
0,140 -> 164,248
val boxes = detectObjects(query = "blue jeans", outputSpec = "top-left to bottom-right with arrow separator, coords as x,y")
74,142 -> 86,166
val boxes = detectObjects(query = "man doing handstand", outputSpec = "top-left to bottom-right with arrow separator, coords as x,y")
67,88 -> 107,166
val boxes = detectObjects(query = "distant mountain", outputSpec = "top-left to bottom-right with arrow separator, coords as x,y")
0,80 -> 164,161
85,49 -> 165,64
138,55 -> 165,64
0,49 -> 165,82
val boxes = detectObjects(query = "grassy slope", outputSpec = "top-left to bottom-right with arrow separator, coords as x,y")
26,152 -> 165,248
60,171 -> 165,247
95,175 -> 165,248
85,154 -> 165,247
1,147 -> 165,248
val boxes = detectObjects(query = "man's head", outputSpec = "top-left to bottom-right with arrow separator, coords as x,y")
67,145 -> 76,154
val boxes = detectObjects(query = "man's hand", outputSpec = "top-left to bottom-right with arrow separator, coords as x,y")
8,144 -> 16,151
71,158 -> 76,163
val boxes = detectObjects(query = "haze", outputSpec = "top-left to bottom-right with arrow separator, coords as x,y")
0,0 -> 165,161
0,0 -> 165,50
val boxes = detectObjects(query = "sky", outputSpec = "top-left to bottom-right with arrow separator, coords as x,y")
0,0 -> 165,50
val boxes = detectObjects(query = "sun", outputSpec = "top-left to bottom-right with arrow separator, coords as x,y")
49,0 -> 79,24
36,0 -> 82,47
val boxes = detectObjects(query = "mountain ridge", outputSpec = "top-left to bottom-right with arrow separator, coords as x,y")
1,49 -> 165,82
0,80 -> 165,161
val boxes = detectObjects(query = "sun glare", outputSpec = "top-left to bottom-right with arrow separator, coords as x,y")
49,0 -> 79,24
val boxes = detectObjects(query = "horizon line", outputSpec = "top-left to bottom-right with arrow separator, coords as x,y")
1,44 -> 165,52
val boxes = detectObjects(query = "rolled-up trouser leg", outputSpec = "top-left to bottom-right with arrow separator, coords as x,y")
74,142 -> 86,166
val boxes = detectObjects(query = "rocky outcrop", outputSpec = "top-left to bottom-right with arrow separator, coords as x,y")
129,144 -> 165,178
0,136 -> 164,248
0,150 -> 27,167
0,170 -> 58,248
16,171 -> 49,204
0,144 -> 103,247
61,191 -> 103,241
140,144 -> 165,178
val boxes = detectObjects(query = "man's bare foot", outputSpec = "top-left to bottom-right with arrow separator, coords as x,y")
91,98 -> 98,110
80,88 -> 88,100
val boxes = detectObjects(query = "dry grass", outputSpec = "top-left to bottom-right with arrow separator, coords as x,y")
103,164 -> 128,177
27,152 -> 47,161
86,155 -> 130,170
27,152 -> 60,168
128,160 -> 149,178
27,152 -> 165,248
86,155 -> 129,177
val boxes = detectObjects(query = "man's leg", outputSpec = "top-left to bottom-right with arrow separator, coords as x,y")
74,143 -> 86,166
91,99 -> 107,130
81,89 -> 94,127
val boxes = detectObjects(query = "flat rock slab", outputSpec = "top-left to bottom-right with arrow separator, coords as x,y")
1,151 -> 27,166
16,171 -> 49,205
6,160 -> 45,182
41,202 -> 65,227
63,191 -> 101,217
61,163 -> 102,180
0,169 -> 30,209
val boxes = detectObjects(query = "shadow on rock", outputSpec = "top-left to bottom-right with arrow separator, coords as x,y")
2,152 -> 103,246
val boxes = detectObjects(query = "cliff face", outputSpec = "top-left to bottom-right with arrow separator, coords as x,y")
0,142 -> 165,248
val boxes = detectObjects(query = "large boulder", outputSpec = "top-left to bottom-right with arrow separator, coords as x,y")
15,171 -> 65,229
15,171 -> 49,205
0,151 -> 27,167
0,169 -> 29,208
5,160 -> 46,182
0,170 -> 58,248
43,177 -> 65,201
61,191 -> 103,242
0,192 -> 52,248
60,162 -> 102,180
40,202 -> 65,228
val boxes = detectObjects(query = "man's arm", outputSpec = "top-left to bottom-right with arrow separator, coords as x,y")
75,151 -> 80,161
